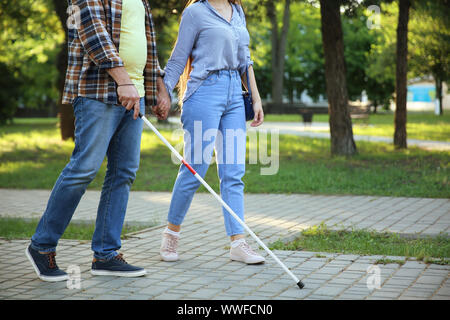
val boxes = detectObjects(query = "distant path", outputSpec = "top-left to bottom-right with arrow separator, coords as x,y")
256,121 -> 450,152
164,118 -> 450,151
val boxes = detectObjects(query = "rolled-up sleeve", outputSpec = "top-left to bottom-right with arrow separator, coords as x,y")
75,0 -> 124,69
237,5 -> 253,75
163,9 -> 199,101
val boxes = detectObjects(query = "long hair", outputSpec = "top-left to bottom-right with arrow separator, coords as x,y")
175,0 -> 243,107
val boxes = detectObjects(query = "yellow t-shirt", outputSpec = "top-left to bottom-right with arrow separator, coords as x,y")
119,0 -> 147,97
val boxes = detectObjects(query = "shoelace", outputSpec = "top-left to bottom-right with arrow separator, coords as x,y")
46,252 -> 57,269
239,242 -> 258,256
114,253 -> 128,264
164,234 -> 178,253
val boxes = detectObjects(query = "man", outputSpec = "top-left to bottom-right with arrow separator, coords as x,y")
26,0 -> 171,282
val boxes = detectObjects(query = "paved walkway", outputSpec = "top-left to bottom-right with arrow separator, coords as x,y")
0,190 -> 449,300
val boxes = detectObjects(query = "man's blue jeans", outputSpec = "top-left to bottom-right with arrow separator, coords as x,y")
167,69 -> 247,236
31,97 -> 145,260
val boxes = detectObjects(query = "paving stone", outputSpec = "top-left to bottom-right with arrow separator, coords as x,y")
307,273 -> 335,281
305,294 -> 335,300
313,285 -> 347,296
93,294 -> 124,300
401,289 -> 434,299
185,288 -> 222,299
337,293 -> 367,300
369,290 -> 402,299
1,191 -> 449,301
242,295 -> 276,300
415,275 -> 446,285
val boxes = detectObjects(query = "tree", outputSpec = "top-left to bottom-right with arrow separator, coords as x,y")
0,63 -> 21,124
284,2 -> 325,102
394,0 -> 411,149
0,0 -> 63,123
265,0 -> 292,104
364,2 -> 397,113
409,0 -> 450,116
52,0 -> 74,140
319,0 -> 357,156
342,8 -> 379,101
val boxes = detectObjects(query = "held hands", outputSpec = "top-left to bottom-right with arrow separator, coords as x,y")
250,99 -> 264,127
116,82 -> 170,121
152,78 -> 171,120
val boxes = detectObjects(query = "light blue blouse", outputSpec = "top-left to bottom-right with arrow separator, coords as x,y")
163,0 -> 253,102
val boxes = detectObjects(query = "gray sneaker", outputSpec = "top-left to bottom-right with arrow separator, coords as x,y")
160,232 -> 179,262
230,240 -> 265,264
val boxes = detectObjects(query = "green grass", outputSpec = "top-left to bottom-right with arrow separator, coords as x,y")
269,223 -> 450,265
374,258 -> 406,265
0,117 -> 449,198
0,217 -> 150,240
264,112 -> 450,142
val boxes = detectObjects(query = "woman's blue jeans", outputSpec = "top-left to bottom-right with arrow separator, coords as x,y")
31,97 -> 145,260
168,69 -> 247,236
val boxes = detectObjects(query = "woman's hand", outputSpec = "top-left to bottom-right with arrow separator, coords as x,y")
152,77 -> 171,120
250,99 -> 264,127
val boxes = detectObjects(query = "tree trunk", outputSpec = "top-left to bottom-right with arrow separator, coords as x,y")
394,0 -> 410,149
267,0 -> 291,104
53,0 -> 75,141
319,0 -> 357,156
435,77 -> 443,116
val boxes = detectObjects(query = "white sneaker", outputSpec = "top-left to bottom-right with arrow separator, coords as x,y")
160,232 -> 179,262
230,239 -> 265,264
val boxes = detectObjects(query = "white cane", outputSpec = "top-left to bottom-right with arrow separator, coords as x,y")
140,114 -> 304,289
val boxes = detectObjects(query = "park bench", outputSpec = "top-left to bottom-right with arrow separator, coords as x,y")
263,102 -> 328,124
348,102 -> 371,125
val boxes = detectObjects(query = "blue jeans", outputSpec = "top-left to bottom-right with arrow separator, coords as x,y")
168,69 -> 246,236
31,97 -> 145,260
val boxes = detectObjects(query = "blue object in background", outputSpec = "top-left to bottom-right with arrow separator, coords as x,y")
407,84 -> 436,102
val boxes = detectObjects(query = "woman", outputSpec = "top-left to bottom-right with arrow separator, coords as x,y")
160,0 -> 265,264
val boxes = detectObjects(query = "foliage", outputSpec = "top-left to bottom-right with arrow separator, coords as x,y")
361,3 -> 397,109
0,62 -> 22,124
0,0 -> 64,123
0,0 -> 447,120
408,1 -> 450,88
285,2 -> 325,101
342,8 -> 380,101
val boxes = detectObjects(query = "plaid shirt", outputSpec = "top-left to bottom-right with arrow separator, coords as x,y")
63,0 -> 163,108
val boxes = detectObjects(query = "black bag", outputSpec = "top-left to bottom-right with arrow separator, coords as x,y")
242,66 -> 254,121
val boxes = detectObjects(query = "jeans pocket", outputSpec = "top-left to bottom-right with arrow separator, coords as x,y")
72,96 -> 83,116
72,96 -> 82,107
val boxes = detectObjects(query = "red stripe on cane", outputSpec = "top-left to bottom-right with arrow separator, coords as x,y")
181,159 -> 197,175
